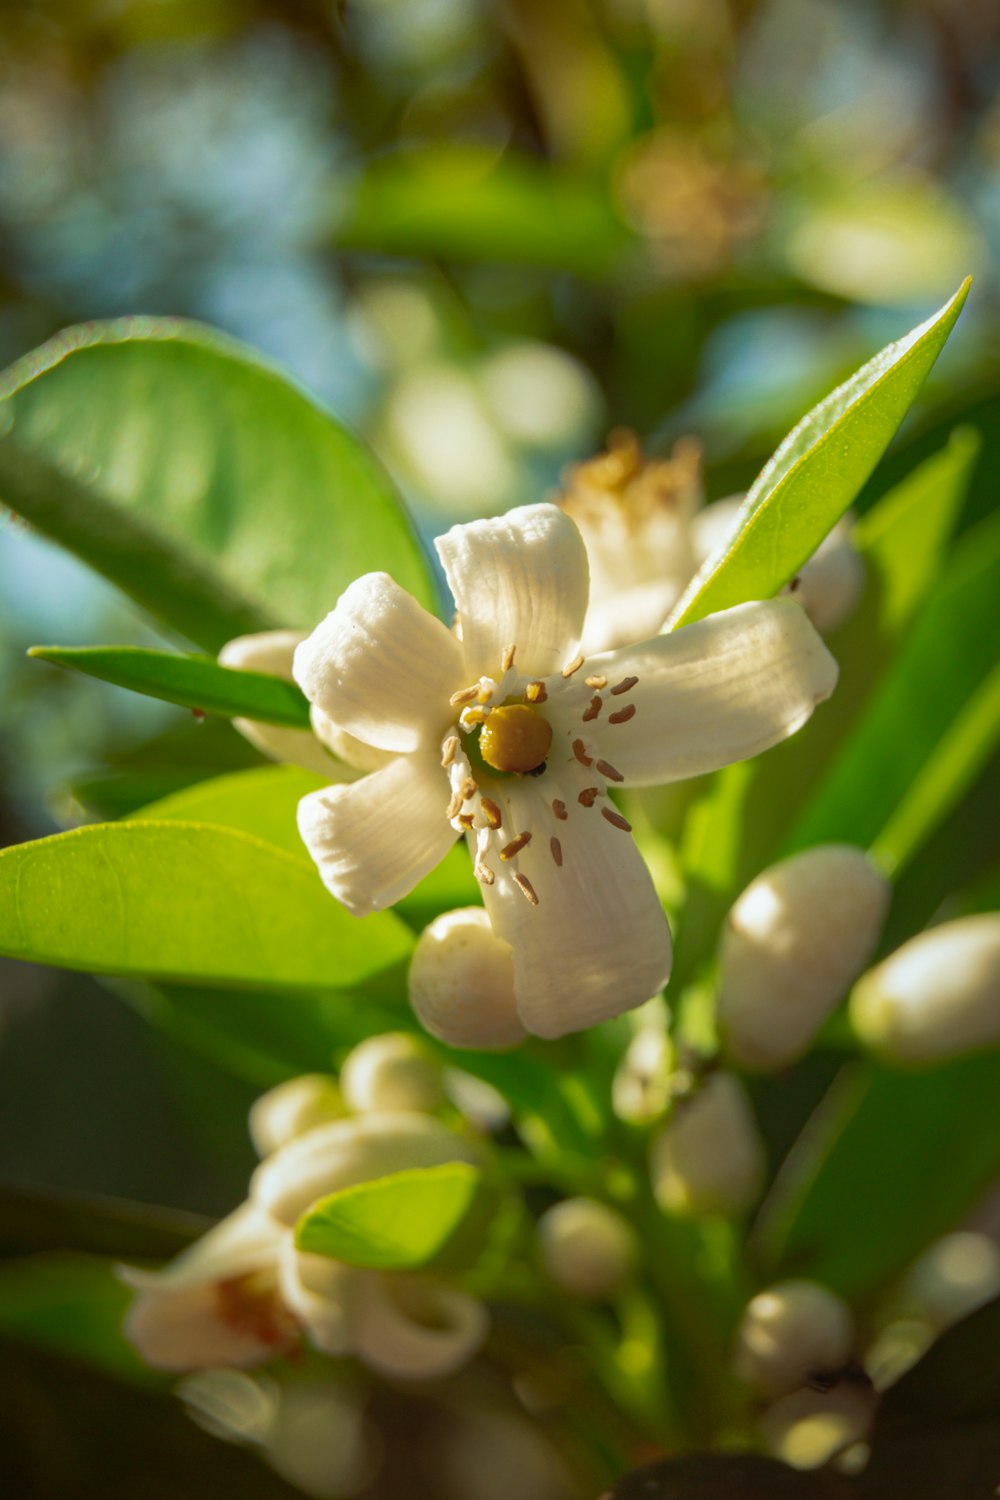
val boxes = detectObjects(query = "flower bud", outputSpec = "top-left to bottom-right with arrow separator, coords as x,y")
899,1231 -> 1000,1332
718,845 -> 891,1071
251,1113 -> 478,1228
759,1383 -> 876,1470
612,1023 -> 674,1125
408,908 -> 526,1051
791,521 -> 864,636
537,1198 -> 636,1301
340,1033 -> 445,1116
219,631 -> 341,777
734,1281 -> 854,1398
850,914 -> 1000,1063
249,1074 -> 345,1158
650,1071 -> 765,1218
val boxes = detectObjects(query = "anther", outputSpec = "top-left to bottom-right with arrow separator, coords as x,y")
610,675 -> 639,696
582,695 -> 603,722
609,703 -> 637,725
446,789 -> 463,819
463,707 -> 487,727
578,787 -> 600,808
441,736 -> 459,768
552,799 -> 568,821
476,863 -> 495,886
460,777 -> 478,803
481,797 -> 503,830
596,758 -> 624,783
500,831 -> 532,861
572,739 -> 593,767
601,807 -> 633,832
562,655 -> 585,679
525,681 -> 548,704
585,675 -> 607,690
501,643 -> 517,673
458,813 -> 475,829
550,836 -> 563,867
450,685 -> 478,707
513,873 -> 540,906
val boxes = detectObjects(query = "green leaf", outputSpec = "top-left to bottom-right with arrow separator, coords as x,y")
29,645 -> 312,727
0,1254 -> 152,1385
671,279 -> 971,627
0,821 -> 412,989
0,319 -> 437,650
754,1053 -> 1000,1301
785,507 -> 1000,859
295,1162 -> 483,1270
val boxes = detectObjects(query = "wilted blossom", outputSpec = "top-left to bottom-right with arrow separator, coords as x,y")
122,1091 -> 487,1382
286,502 -> 837,1040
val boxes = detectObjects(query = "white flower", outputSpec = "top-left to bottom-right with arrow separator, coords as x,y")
558,431 -> 862,652
850,913 -> 1000,1063
293,502 -> 838,1040
122,1108 -> 487,1381
717,845 -> 891,1071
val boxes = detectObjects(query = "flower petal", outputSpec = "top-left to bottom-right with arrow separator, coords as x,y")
297,752 -> 457,916
119,1202 -> 285,1294
435,504 -> 589,681
479,776 -> 672,1038
124,1278 -> 288,1372
293,574 -> 464,753
579,598 -> 837,787
352,1273 -> 488,1380
220,630 -> 349,777
278,1239 -> 361,1356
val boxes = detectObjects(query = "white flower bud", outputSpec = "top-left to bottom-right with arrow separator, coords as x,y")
612,1023 -> 674,1124
251,1113 -> 478,1228
351,1272 -> 489,1380
249,1074 -> 345,1158
759,1383 -> 876,1470
340,1033 -> 445,1116
408,908 -> 526,1051
899,1232 -> 1000,1332
219,631 -> 342,777
537,1198 -> 636,1301
790,521 -> 864,636
265,1381 -> 373,1500
734,1281 -> 854,1398
718,845 -> 891,1071
850,914 -> 1000,1063
650,1072 -> 765,1218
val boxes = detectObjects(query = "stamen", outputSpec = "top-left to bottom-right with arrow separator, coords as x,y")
601,807 -> 633,832
480,797 -> 503,830
441,736 -> 459,768
501,643 -> 517,672
458,813 -> 475,829
596,758 -> 624,783
552,799 -> 568,821
610,675 -> 639,696
463,707 -> 487,727
609,703 -> 637,725
460,777 -> 478,803
572,738 -> 593,767
477,684 -> 493,704
500,831 -> 532,861
562,654 -> 585,679
582,695 -> 603,722
585,675 -> 608,690
525,680 -> 548,704
578,787 -> 600,808
446,789 -> 463,819
450,685 -> 478,707
513,873 -> 540,906
550,836 -> 563,867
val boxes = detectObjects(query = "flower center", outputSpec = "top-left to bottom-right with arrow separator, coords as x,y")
478,704 -> 553,775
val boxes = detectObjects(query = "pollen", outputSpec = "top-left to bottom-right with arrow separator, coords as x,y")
479,704 -> 553,774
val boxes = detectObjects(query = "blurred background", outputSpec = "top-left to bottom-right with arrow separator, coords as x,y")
1,0 -> 999,1494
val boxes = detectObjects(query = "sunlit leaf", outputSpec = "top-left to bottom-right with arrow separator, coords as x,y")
0,320 -> 437,650
29,645 -> 312,727
0,822 -> 412,988
670,279 -> 970,627
295,1163 -> 483,1270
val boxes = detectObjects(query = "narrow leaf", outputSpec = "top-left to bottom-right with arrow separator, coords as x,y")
295,1163 -> 483,1270
1,320 -> 438,650
0,821 -> 412,989
29,645 -> 312,727
670,279 -> 971,627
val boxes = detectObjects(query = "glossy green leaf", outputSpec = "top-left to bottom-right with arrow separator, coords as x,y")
786,507 -> 1000,857
0,821 -> 412,988
29,645 -> 312,727
754,1053 -> 1000,1301
0,320 -> 437,650
295,1163 -> 483,1270
671,279 -> 970,627
0,1254 -> 152,1385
